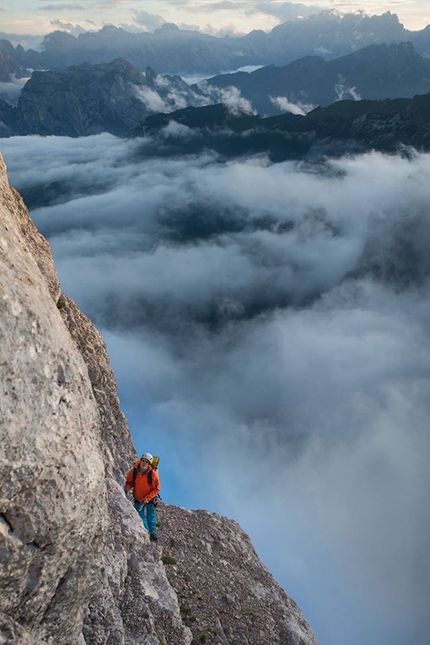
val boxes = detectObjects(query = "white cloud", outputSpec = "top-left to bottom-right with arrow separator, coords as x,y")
2,135 -> 430,645
199,81 -> 256,114
0,75 -> 30,106
247,1 -> 326,21
134,85 -> 168,113
160,120 -> 201,139
134,77 -> 211,115
270,95 -> 316,115
49,19 -> 90,35
132,9 -> 166,32
335,75 -> 362,101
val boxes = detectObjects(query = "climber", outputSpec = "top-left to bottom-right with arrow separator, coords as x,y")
125,453 -> 161,542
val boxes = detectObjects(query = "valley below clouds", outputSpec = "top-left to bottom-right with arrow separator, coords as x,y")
2,133 -> 430,645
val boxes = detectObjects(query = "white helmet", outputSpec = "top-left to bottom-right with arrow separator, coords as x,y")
141,452 -> 153,464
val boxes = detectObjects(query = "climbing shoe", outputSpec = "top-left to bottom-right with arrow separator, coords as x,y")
149,532 -> 158,542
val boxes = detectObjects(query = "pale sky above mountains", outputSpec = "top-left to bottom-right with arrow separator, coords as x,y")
0,0 -> 429,39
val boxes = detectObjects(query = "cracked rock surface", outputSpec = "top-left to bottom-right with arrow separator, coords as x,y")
156,505 -> 318,645
0,153 -> 107,643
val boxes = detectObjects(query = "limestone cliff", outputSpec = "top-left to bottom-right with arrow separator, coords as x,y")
0,152 -> 318,645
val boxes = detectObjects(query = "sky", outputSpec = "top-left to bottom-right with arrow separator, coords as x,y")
0,0 -> 429,40
1,133 -> 430,645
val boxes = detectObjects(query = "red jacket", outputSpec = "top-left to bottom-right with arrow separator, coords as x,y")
125,461 -> 161,504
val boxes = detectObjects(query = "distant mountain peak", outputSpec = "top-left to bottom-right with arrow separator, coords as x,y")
155,23 -> 180,34
163,22 -> 179,31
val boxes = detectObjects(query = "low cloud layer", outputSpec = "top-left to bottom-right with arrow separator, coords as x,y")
0,76 -> 29,105
270,95 -> 316,115
199,81 -> 256,114
2,134 -> 430,645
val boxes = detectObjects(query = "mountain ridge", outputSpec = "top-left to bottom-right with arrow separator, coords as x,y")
1,42 -> 430,140
2,11 -> 430,78
201,41 -> 430,115
138,92 -> 430,162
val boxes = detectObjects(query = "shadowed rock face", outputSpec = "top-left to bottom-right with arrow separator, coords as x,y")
2,59 -> 206,137
0,47 -> 22,83
16,58 -> 151,137
0,152 -> 318,645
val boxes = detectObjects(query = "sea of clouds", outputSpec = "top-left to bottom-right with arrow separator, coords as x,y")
2,133 -> 430,645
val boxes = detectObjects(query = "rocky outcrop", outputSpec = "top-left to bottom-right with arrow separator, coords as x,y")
159,505 -> 317,645
0,152 -> 318,644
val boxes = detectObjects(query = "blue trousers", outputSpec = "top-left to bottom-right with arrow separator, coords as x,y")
134,500 -> 157,534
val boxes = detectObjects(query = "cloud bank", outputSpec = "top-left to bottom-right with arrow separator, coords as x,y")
132,10 -> 166,32
270,95 -> 316,115
1,134 -> 430,645
0,75 -> 30,105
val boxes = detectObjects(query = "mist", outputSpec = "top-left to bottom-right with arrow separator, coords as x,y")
0,75 -> 30,105
2,134 -> 430,645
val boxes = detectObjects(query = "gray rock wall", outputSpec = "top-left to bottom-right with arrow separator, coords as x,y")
0,154 -> 107,643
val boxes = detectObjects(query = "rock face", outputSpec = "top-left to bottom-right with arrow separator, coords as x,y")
0,152 -> 318,645
0,40 -> 25,83
0,154 -> 107,643
158,505 -> 317,645
0,59 -> 206,137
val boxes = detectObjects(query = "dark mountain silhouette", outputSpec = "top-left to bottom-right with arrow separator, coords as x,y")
138,93 -> 430,162
202,42 -> 430,116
